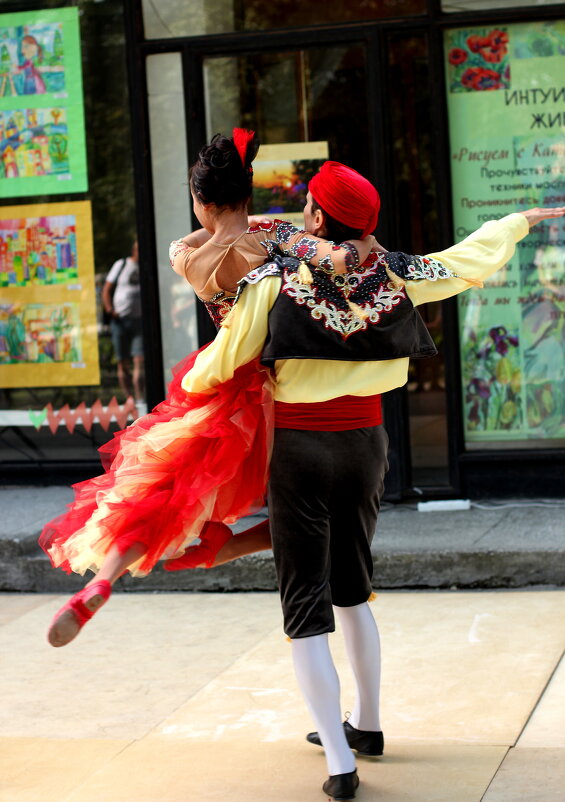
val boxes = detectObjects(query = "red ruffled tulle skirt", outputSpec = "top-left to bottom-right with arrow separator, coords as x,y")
39,348 -> 274,577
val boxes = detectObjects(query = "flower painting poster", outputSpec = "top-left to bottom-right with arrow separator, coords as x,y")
0,201 -> 100,388
0,7 -> 87,198
445,21 -> 565,446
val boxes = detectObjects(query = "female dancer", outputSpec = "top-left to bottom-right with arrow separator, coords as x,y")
41,129 -> 375,647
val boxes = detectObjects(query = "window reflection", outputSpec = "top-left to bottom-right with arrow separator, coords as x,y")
204,46 -> 369,178
142,0 -> 426,39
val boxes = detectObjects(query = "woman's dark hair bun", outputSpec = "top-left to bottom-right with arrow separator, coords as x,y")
190,131 -> 259,209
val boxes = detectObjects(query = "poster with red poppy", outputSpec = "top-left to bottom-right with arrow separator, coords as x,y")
445,20 -> 565,446
446,28 -> 510,93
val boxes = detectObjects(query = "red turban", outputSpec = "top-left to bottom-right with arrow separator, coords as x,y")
309,161 -> 380,238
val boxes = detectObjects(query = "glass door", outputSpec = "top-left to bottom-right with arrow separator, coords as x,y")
202,44 -> 371,201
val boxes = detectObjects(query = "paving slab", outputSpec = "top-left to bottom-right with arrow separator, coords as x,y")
517,654 -> 565,749
149,590 -> 565,748
481,747 -> 565,802
0,593 -> 57,626
0,592 -> 282,740
1,589 -> 564,802
0,738 -> 128,802
59,739 -> 508,802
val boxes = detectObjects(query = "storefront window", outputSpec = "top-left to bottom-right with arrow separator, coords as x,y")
203,45 -> 370,182
444,20 -> 565,449
0,1 -> 139,467
141,0 -> 426,39
146,53 -> 196,383
443,1 -> 563,11
386,33 -> 449,486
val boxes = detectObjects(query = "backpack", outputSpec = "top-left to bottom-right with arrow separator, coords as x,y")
102,257 -> 127,326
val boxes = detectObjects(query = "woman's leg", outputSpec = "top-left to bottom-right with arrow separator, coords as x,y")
48,542 -> 147,647
165,519 -> 272,570
209,519 -> 271,566
86,541 -> 147,586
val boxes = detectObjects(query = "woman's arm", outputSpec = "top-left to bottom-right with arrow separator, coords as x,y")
181,278 -> 281,394
254,220 -> 375,274
170,229 -> 212,277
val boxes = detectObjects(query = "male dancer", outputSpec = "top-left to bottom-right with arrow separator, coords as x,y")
176,162 -> 564,800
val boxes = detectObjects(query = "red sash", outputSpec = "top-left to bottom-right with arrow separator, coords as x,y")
274,394 -> 382,431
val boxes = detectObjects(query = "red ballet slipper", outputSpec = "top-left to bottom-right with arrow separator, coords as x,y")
164,522 -> 233,570
47,579 -> 112,647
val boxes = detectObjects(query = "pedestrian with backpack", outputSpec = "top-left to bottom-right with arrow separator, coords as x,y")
102,241 -> 144,405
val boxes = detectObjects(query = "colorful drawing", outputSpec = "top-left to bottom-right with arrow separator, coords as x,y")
0,212 -> 77,287
0,301 -> 81,365
446,28 -> 511,93
0,201 -> 99,387
0,107 -> 69,180
0,21 -> 65,97
513,20 -> 565,59
0,8 -> 87,197
253,141 -> 329,227
461,324 -> 523,432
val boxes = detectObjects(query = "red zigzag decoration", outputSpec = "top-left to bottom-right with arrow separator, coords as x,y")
45,397 -> 139,434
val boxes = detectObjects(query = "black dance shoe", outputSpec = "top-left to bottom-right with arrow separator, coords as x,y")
307,720 -> 384,756
322,769 -> 359,800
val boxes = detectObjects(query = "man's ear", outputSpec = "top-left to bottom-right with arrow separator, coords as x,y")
312,207 -> 326,237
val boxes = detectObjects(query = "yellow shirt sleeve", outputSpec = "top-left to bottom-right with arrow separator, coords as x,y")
181,277 -> 281,394
406,213 -> 529,306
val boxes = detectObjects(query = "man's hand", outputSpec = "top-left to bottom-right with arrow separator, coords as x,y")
520,207 -> 565,228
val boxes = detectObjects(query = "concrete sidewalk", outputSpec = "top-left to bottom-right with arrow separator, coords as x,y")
0,485 -> 564,591
1,589 -> 564,802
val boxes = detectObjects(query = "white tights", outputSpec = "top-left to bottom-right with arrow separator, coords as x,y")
291,602 -> 381,776
292,633 -> 355,776
335,602 -> 381,731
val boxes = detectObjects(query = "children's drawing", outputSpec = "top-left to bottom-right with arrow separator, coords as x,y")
0,22 -> 65,97
0,107 -> 68,180
0,301 -> 81,365
0,212 -> 77,287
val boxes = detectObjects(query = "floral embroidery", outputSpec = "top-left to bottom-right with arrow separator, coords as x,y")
385,252 -> 457,282
281,254 -> 407,340
278,250 -> 455,341
342,241 -> 360,269
247,220 -> 277,234
289,236 -> 321,262
203,294 -> 237,328
259,238 -> 278,260
234,261 -> 283,304
241,262 -> 283,285
271,219 -> 298,244
169,239 -> 189,267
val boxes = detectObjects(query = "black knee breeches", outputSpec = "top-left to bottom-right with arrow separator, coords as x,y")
268,425 -> 389,639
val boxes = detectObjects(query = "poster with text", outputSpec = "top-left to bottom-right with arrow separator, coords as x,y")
0,7 -> 87,198
253,141 -> 329,229
445,20 -> 565,447
0,201 -> 100,387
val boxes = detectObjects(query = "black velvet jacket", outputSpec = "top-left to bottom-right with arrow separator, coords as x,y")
236,249 -> 453,366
